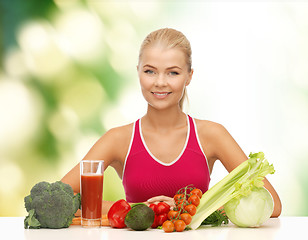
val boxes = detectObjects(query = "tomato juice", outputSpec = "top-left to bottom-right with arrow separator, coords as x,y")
81,174 -> 104,220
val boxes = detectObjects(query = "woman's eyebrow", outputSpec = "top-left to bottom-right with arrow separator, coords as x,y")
167,66 -> 182,70
142,65 -> 182,70
143,64 -> 156,69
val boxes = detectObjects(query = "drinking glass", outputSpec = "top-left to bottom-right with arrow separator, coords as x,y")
80,160 -> 104,227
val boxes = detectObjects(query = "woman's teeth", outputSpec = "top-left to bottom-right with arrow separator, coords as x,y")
153,92 -> 169,96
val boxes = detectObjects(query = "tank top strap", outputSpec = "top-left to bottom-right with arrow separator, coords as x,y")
130,119 -> 145,156
186,115 -> 207,158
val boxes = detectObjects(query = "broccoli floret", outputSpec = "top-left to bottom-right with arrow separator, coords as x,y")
24,181 -> 80,229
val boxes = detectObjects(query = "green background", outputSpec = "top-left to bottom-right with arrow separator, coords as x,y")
1,0 -> 308,217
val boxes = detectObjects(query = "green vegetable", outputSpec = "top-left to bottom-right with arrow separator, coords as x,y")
224,187 -> 274,227
124,204 -> 155,231
201,209 -> 229,227
24,181 -> 81,229
189,152 -> 275,230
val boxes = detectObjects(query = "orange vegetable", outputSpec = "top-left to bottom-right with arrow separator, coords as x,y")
71,214 -> 110,226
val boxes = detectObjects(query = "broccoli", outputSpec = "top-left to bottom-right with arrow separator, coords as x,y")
24,181 -> 81,229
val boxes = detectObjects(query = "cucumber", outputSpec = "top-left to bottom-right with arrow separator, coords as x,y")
124,204 -> 155,231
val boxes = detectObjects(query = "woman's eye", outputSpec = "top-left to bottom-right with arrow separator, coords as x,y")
144,70 -> 154,74
169,71 -> 179,76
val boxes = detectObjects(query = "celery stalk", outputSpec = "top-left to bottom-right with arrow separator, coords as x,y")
189,152 -> 275,230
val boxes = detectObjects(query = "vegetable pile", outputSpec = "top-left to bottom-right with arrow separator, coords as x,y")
24,181 -> 80,229
24,151 -> 275,232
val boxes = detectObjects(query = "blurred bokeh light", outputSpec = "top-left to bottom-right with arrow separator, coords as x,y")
1,0 -> 308,217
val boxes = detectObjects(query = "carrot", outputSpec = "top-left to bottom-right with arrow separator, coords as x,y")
101,217 -> 110,226
71,217 -> 81,225
71,215 -> 110,226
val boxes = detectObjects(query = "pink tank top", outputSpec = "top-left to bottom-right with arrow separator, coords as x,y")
122,115 -> 210,203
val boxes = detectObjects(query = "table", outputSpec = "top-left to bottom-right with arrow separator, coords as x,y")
0,217 -> 305,240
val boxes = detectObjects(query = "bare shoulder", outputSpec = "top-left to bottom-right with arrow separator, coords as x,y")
102,122 -> 134,150
84,122 -> 135,163
193,118 -> 235,162
194,118 -> 228,138
194,118 -> 247,168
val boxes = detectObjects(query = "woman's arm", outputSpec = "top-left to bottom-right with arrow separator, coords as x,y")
198,120 -> 282,217
61,125 -> 132,214
61,128 -> 119,192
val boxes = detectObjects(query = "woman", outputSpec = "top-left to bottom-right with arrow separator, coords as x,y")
61,28 -> 282,217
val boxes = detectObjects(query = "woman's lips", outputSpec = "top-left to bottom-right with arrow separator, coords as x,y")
152,92 -> 171,99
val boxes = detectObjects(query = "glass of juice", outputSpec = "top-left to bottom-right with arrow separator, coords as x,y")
80,160 -> 104,228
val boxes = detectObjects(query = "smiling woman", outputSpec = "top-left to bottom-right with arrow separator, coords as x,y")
61,28 -> 281,217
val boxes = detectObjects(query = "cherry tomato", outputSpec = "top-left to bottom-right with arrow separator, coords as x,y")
156,202 -> 170,215
190,188 -> 203,198
168,210 -> 179,220
156,213 -> 168,226
180,213 -> 192,225
174,194 -> 184,203
149,203 -> 158,214
188,194 -> 200,207
162,220 -> 175,233
174,219 -> 186,232
184,204 -> 197,216
175,198 -> 188,209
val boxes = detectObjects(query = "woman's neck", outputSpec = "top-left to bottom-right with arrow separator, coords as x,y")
142,105 -> 187,131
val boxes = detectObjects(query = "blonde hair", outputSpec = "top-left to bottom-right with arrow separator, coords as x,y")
138,28 -> 192,110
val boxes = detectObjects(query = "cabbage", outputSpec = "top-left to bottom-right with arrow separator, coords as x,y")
224,187 -> 274,227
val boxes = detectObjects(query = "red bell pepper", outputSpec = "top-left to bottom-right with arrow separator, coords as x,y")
107,199 -> 131,228
149,202 -> 170,228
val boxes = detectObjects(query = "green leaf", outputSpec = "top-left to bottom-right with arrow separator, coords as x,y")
201,209 -> 229,227
24,209 -> 41,229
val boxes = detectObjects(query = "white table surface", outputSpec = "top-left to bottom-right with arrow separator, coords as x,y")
0,216 -> 305,240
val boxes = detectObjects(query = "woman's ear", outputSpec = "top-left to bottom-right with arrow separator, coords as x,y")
186,68 -> 194,86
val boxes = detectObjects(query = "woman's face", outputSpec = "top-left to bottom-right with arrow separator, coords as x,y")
137,45 -> 193,111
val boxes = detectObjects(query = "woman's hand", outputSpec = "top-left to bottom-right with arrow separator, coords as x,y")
146,195 -> 175,209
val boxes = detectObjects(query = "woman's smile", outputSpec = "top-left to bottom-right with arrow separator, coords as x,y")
152,91 -> 172,99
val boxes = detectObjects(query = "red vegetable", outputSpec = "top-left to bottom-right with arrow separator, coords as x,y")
156,202 -> 170,215
107,199 -> 131,228
150,202 -> 171,228
149,203 -> 158,213
151,215 -> 159,228
156,213 -> 168,226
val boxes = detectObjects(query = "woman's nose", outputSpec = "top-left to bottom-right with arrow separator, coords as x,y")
154,74 -> 167,87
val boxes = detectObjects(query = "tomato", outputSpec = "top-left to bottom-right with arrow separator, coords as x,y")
174,193 -> 184,203
190,188 -> 203,198
162,220 -> 175,233
174,219 -> 186,232
149,203 -> 158,214
168,210 -> 179,220
180,213 -> 192,225
156,202 -> 170,215
188,194 -> 200,207
184,204 -> 197,216
175,198 -> 188,209
156,213 -> 168,226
